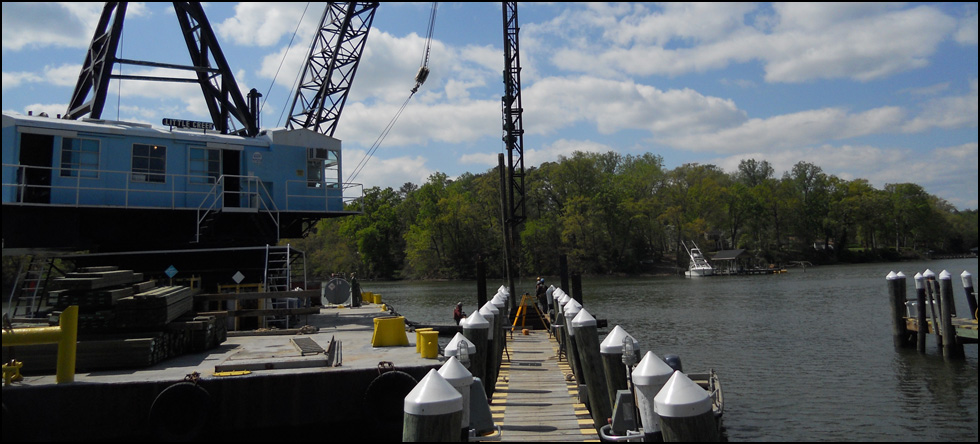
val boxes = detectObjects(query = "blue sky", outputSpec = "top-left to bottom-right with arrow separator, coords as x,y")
3,2 -> 977,209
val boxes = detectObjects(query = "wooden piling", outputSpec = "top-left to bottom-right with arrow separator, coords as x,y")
600,325 -> 638,408
438,357 -> 473,442
571,308 -> 613,433
479,302 -> 499,397
462,311 -> 490,387
563,300 -> 585,387
914,273 -> 927,353
403,369 -> 464,442
887,272 -> 911,348
939,271 -> 965,360
924,270 -> 942,349
962,271 -> 977,320
654,371 -> 720,442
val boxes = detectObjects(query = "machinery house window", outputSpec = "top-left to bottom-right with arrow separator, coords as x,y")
189,147 -> 221,184
60,137 -> 100,178
132,143 -> 167,183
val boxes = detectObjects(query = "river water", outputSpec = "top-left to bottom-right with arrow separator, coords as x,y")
367,258 -> 978,442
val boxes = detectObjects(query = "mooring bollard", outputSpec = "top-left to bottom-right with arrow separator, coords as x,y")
571,308 -> 613,433
461,310 -> 490,388
600,325 -> 640,407
939,271 -> 965,360
962,271 -> 977,320
914,273 -> 928,353
654,370 -> 720,442
887,271 -> 911,349
439,357 -> 474,442
632,351 -> 676,440
403,369 -> 464,442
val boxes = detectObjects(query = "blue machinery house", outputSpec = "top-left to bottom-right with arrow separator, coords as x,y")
2,112 -> 362,252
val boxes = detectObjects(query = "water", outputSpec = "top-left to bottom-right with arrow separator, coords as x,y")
367,258 -> 979,442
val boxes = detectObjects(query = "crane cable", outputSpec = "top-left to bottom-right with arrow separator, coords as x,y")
346,2 -> 438,185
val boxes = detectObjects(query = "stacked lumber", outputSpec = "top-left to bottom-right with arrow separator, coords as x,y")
2,314 -> 227,374
4,266 -> 228,374
116,285 -> 194,329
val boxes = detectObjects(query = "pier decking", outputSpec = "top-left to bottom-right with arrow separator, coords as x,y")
491,329 -> 600,442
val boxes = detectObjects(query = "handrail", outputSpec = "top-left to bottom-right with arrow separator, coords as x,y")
2,305 -> 79,384
2,162 -> 362,214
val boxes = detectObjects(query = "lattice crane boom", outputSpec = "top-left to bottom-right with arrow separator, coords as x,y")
286,2 -> 379,137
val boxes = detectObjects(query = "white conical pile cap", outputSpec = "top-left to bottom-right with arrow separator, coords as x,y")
563,298 -> 581,315
461,309 -> 489,330
479,304 -> 496,339
482,301 -> 499,316
924,269 -> 935,278
653,371 -> 712,418
571,308 -> 596,328
600,325 -> 639,355
962,271 -> 973,287
491,293 -> 506,309
632,351 -> 675,387
896,271 -> 905,278
914,272 -> 924,289
404,369 -> 463,416
886,271 -> 898,280
939,270 -> 951,280
445,332 -> 476,358
438,356 -> 473,387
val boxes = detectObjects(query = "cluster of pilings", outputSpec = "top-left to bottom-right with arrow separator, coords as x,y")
402,285 -> 512,441
887,270 -> 978,361
549,286 -> 723,442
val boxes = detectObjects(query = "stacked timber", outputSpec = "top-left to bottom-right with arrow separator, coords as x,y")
2,266 -> 227,374
116,286 -> 194,329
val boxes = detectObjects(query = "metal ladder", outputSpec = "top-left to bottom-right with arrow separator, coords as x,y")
264,244 -> 306,328
6,255 -> 56,319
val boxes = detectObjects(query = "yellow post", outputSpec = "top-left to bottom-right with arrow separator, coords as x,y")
1,305 -> 79,383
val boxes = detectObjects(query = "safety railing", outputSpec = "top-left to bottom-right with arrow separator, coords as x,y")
2,305 -> 79,384
2,163 -> 364,213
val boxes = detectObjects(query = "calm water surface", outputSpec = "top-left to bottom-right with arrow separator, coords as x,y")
368,258 -> 978,442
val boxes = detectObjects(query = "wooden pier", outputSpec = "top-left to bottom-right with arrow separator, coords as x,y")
490,329 -> 599,442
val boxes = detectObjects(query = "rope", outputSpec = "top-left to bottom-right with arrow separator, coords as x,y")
271,2 -> 313,127
346,2 -> 439,184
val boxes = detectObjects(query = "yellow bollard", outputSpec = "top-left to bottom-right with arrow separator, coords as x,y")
415,328 -> 435,353
419,330 -> 439,358
371,316 -> 409,347
2,360 -> 24,386
1,305 -> 79,383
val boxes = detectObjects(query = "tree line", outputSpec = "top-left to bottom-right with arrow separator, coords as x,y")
289,152 -> 978,281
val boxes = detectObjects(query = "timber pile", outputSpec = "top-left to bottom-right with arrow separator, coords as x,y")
3,266 -> 227,374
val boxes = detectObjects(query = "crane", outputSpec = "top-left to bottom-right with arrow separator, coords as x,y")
64,2 -> 259,137
285,2 -> 379,137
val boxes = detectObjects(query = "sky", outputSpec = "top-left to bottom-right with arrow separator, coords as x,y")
2,2 -> 978,210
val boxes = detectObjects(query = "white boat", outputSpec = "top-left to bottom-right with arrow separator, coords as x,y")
683,241 -> 714,277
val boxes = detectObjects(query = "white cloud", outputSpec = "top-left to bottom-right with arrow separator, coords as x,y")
1,3 -> 101,51
903,78 -> 979,133
663,106 -> 906,154
214,2 -> 309,47
541,3 -> 959,83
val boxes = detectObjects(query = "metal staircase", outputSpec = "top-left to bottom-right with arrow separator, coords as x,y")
6,255 -> 58,319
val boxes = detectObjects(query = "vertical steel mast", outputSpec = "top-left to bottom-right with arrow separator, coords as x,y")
502,2 -> 526,310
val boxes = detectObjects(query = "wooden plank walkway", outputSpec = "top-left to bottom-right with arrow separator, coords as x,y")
489,329 -> 600,442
